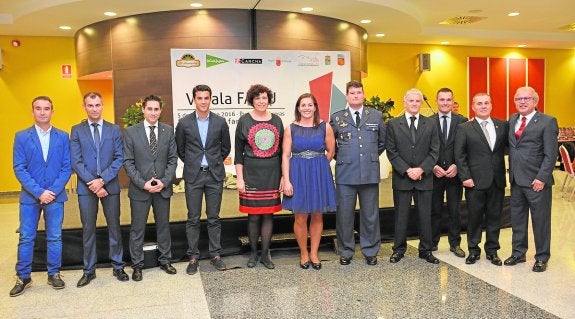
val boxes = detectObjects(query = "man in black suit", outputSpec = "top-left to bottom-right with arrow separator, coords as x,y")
505,86 -> 558,272
455,93 -> 508,266
431,88 -> 467,258
123,95 -> 178,281
175,85 -> 231,275
386,88 -> 440,264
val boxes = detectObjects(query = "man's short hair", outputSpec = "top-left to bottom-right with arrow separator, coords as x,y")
142,95 -> 163,108
83,92 -> 102,103
193,85 -> 212,99
346,80 -> 363,94
31,96 -> 53,109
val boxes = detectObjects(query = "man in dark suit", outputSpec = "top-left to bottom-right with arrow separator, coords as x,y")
175,85 -> 231,275
71,92 -> 129,287
386,88 -> 440,264
123,95 -> 178,281
455,93 -> 508,266
10,96 -> 72,297
505,86 -> 558,272
431,88 -> 468,258
330,80 -> 386,266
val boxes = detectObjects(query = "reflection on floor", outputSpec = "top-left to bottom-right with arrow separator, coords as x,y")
0,171 -> 573,318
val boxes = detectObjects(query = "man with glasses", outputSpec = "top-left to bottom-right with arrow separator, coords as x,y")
505,86 -> 558,272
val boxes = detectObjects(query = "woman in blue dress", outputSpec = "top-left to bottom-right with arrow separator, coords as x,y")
282,93 -> 336,270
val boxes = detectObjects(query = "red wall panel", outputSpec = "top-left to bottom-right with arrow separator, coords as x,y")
489,58 -> 508,120
468,57 -> 488,118
528,59 -> 545,113
508,59 -> 527,117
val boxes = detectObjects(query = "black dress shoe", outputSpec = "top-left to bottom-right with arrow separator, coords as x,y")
132,268 -> 143,281
389,252 -> 404,263
47,273 -> 65,289
113,268 -> 129,281
77,272 -> 96,287
486,254 -> 502,266
532,260 -> 547,272
299,260 -> 310,269
365,256 -> 378,266
160,263 -> 177,275
419,253 -> 440,264
339,256 -> 352,265
450,246 -> 466,258
504,255 -> 526,266
465,254 -> 480,264
311,262 -> 322,270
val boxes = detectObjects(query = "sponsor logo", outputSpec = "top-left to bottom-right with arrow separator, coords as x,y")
206,54 -> 228,67
325,55 -> 331,65
337,54 -> 345,66
267,58 -> 293,66
176,54 -> 201,68
297,55 -> 320,66
235,58 -> 263,64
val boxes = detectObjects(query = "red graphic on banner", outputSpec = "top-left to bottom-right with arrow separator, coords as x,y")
61,65 -> 72,78
309,72 -> 333,122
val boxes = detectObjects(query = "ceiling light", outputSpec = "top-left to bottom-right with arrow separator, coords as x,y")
508,12 -> 520,17
104,12 -> 117,17
190,3 -> 203,7
441,41 -> 450,45
301,7 -> 313,12
518,44 -> 527,48
375,33 -> 385,37
360,19 -> 371,24
59,25 -> 71,30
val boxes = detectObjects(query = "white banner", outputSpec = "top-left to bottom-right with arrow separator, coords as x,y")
170,49 -> 351,175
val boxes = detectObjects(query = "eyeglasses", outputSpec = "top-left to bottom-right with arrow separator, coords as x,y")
514,96 -> 533,102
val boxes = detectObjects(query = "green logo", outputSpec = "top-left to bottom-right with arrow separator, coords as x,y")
206,55 -> 228,67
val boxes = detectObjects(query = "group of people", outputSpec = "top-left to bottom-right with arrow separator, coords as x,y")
10,80 -> 557,298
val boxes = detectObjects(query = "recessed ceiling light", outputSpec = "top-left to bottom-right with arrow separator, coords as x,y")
508,12 -> 520,17
518,44 -> 527,48
104,12 -> 117,17
375,33 -> 385,37
59,25 -> 72,30
441,41 -> 450,45
190,3 -> 203,7
360,19 -> 371,24
301,7 -> 313,12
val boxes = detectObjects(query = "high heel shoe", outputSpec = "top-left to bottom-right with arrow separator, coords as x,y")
299,260 -> 310,269
311,261 -> 322,270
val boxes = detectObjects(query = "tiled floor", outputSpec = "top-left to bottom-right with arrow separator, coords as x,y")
0,171 -> 574,318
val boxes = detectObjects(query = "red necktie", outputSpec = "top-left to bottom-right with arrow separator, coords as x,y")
515,116 -> 527,139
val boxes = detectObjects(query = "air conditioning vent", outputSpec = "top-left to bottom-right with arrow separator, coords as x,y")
440,16 -> 486,25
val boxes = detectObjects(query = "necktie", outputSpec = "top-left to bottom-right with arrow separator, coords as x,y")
92,123 -> 101,176
149,125 -> 158,156
354,111 -> 360,127
441,115 -> 448,142
410,116 -> 417,144
480,121 -> 492,150
515,116 -> 527,139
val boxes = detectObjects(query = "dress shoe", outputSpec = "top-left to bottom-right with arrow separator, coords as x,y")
77,272 -> 96,287
187,258 -> 199,275
465,254 -> 480,264
299,260 -> 310,269
47,273 -> 65,289
532,260 -> 547,272
504,255 -> 526,266
113,268 -> 129,281
260,256 -> 275,269
389,252 -> 404,263
132,268 -> 143,281
9,277 -> 32,297
486,254 -> 502,266
339,256 -> 352,265
247,254 -> 258,268
450,246 -> 466,258
210,256 -> 227,271
365,256 -> 378,266
311,262 -> 322,270
431,245 -> 438,251
419,253 -> 440,264
160,263 -> 177,275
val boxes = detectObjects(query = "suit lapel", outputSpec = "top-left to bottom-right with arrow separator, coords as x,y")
509,114 -> 519,145
398,116 -> 412,141
137,122 -> 156,159
83,121 -> 97,152
447,115 -> 458,144
471,119 -> 491,150
341,110 -> 355,127
492,119 -> 505,150
28,126 -> 45,163
46,129 -> 57,163
191,112 -> 203,147
415,116 -> 429,144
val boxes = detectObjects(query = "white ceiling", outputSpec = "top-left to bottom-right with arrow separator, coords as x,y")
1,0 -> 574,49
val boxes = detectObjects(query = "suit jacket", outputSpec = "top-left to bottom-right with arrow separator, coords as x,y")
13,126 -> 72,204
175,111 -> 231,183
433,113 -> 468,169
329,106 -> 386,185
70,120 -> 123,195
454,118 -> 508,190
123,121 -> 178,200
508,112 -> 558,187
386,114 -> 439,191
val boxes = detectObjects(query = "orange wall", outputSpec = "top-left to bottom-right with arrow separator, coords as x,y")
363,43 -> 575,126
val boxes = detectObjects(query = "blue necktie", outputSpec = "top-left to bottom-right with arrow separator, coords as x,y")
92,123 -> 101,176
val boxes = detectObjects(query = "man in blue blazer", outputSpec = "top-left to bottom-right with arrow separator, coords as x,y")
10,96 -> 72,297
505,86 -> 558,272
123,95 -> 178,281
330,80 -> 386,266
71,92 -> 129,287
